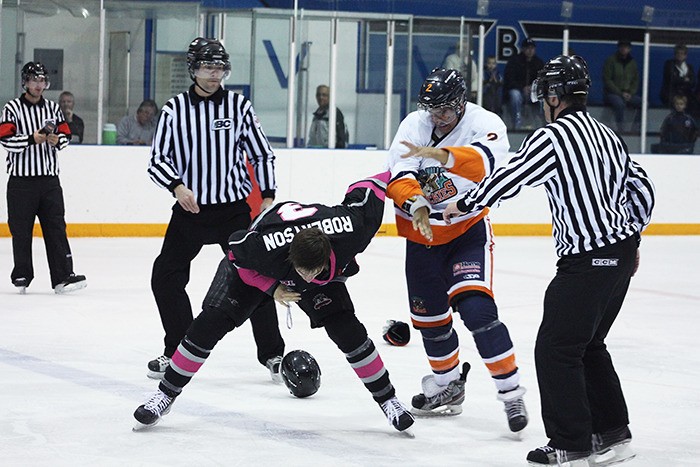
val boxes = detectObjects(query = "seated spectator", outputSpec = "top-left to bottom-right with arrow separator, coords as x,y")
660,44 -> 696,110
59,91 -> 84,144
652,95 -> 698,154
603,40 -> 641,132
308,85 -> 348,148
503,37 -> 544,129
117,99 -> 158,145
443,39 -> 479,102
482,56 -> 503,115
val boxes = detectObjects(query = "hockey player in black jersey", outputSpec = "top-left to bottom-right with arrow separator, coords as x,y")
134,171 -> 415,433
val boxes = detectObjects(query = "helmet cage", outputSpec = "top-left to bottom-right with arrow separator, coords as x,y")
417,68 -> 467,112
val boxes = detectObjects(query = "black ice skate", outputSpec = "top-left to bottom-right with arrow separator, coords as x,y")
497,385 -> 528,432
590,426 -> 635,466
13,277 -> 29,295
54,274 -> 87,294
133,389 -> 175,431
265,355 -> 283,384
527,445 -> 591,466
411,362 -> 470,417
380,396 -> 415,433
147,355 -> 171,380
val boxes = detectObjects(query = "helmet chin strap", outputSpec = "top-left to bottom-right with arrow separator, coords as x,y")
194,80 -> 216,96
547,95 -> 561,122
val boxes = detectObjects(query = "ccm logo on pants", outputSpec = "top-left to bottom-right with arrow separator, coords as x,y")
592,258 -> 618,266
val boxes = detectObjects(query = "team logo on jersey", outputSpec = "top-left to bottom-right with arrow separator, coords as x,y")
312,293 -> 332,310
211,118 -> 232,130
410,296 -> 428,314
592,258 -> 618,266
417,167 -> 457,204
453,261 -> 482,278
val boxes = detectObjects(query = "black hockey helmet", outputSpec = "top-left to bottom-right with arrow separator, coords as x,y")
281,350 -> 321,398
21,62 -> 50,89
186,37 -> 231,81
531,55 -> 590,103
417,68 -> 467,111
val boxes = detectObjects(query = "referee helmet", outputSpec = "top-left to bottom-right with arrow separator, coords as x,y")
21,62 -> 50,90
186,37 -> 231,81
531,55 -> 590,103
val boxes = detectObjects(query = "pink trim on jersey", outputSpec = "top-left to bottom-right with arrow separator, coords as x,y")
346,171 -> 389,201
238,267 -> 277,292
311,250 -> 337,284
354,354 -> 385,379
171,350 -> 204,373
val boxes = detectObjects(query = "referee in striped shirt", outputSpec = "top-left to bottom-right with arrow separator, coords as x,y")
442,56 -> 655,465
146,38 -> 284,381
0,62 -> 86,294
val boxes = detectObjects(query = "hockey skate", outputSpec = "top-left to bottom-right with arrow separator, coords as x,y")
13,278 -> 28,295
497,386 -> 528,432
265,355 -> 283,384
54,274 -> 87,294
147,355 -> 171,380
590,426 -> 635,466
133,389 -> 176,431
527,445 -> 591,466
380,396 -> 415,433
411,362 -> 470,417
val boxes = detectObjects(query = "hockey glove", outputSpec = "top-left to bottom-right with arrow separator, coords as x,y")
382,320 -> 410,346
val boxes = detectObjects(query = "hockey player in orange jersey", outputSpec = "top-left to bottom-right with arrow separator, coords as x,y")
385,68 -> 528,432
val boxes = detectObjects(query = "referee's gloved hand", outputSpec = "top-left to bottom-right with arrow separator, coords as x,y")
174,184 -> 200,213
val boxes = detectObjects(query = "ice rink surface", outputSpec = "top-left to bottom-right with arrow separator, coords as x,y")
1,235 -> 699,466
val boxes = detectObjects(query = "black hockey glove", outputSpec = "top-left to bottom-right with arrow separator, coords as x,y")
382,320 -> 410,346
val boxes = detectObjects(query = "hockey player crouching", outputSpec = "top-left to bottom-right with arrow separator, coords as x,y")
133,172 -> 415,433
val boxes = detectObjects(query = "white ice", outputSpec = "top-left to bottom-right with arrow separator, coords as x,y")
1,236 -> 698,466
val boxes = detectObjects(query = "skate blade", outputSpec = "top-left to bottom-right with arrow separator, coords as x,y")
146,371 -> 165,380
132,419 -> 158,431
411,404 -> 462,417
18,287 -> 27,295
54,281 -> 87,294
590,442 -> 635,466
398,427 -> 416,439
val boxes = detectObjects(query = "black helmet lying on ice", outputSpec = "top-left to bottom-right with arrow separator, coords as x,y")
186,37 -> 231,81
530,55 -> 590,103
21,62 -> 50,89
417,68 -> 467,111
281,350 -> 321,398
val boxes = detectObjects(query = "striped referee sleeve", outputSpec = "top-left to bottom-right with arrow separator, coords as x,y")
240,100 -> 276,195
148,108 -> 181,191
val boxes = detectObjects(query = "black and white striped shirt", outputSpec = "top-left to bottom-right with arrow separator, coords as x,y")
456,105 -> 656,256
0,95 -> 70,176
148,86 -> 276,205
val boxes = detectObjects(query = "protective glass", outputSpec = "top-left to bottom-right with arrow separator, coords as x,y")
194,60 -> 231,80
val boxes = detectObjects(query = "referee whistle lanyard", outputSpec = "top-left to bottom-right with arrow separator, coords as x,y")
286,303 -> 293,329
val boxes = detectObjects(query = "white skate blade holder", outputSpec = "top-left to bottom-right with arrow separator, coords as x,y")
590,441 -> 636,466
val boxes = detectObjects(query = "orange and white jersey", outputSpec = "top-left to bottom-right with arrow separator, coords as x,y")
386,103 -> 510,245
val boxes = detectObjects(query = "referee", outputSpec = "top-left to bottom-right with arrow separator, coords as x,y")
0,62 -> 86,294
443,55 -> 655,466
146,37 -> 284,381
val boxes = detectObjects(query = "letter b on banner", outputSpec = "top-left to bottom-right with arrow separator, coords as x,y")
497,27 -> 519,62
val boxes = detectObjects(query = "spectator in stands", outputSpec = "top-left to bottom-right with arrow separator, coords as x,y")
652,95 -> 698,154
482,56 -> 503,115
503,37 -> 544,130
660,44 -> 696,111
59,91 -> 84,144
443,38 -> 479,102
603,40 -> 641,132
117,99 -> 158,145
308,85 -> 348,148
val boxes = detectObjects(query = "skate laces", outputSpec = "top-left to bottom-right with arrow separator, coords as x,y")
504,396 -> 526,419
155,355 -> 170,366
144,391 -> 173,415
381,397 -> 407,424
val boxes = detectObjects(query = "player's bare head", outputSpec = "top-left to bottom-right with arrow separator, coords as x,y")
289,228 -> 331,280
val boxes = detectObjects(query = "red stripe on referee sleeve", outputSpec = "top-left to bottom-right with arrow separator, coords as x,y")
0,122 -> 17,138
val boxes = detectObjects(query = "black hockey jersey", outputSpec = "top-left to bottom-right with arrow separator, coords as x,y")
228,172 -> 390,294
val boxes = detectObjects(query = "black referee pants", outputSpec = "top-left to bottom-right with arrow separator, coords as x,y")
151,202 -> 284,364
6,176 -> 74,288
535,235 -> 637,452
